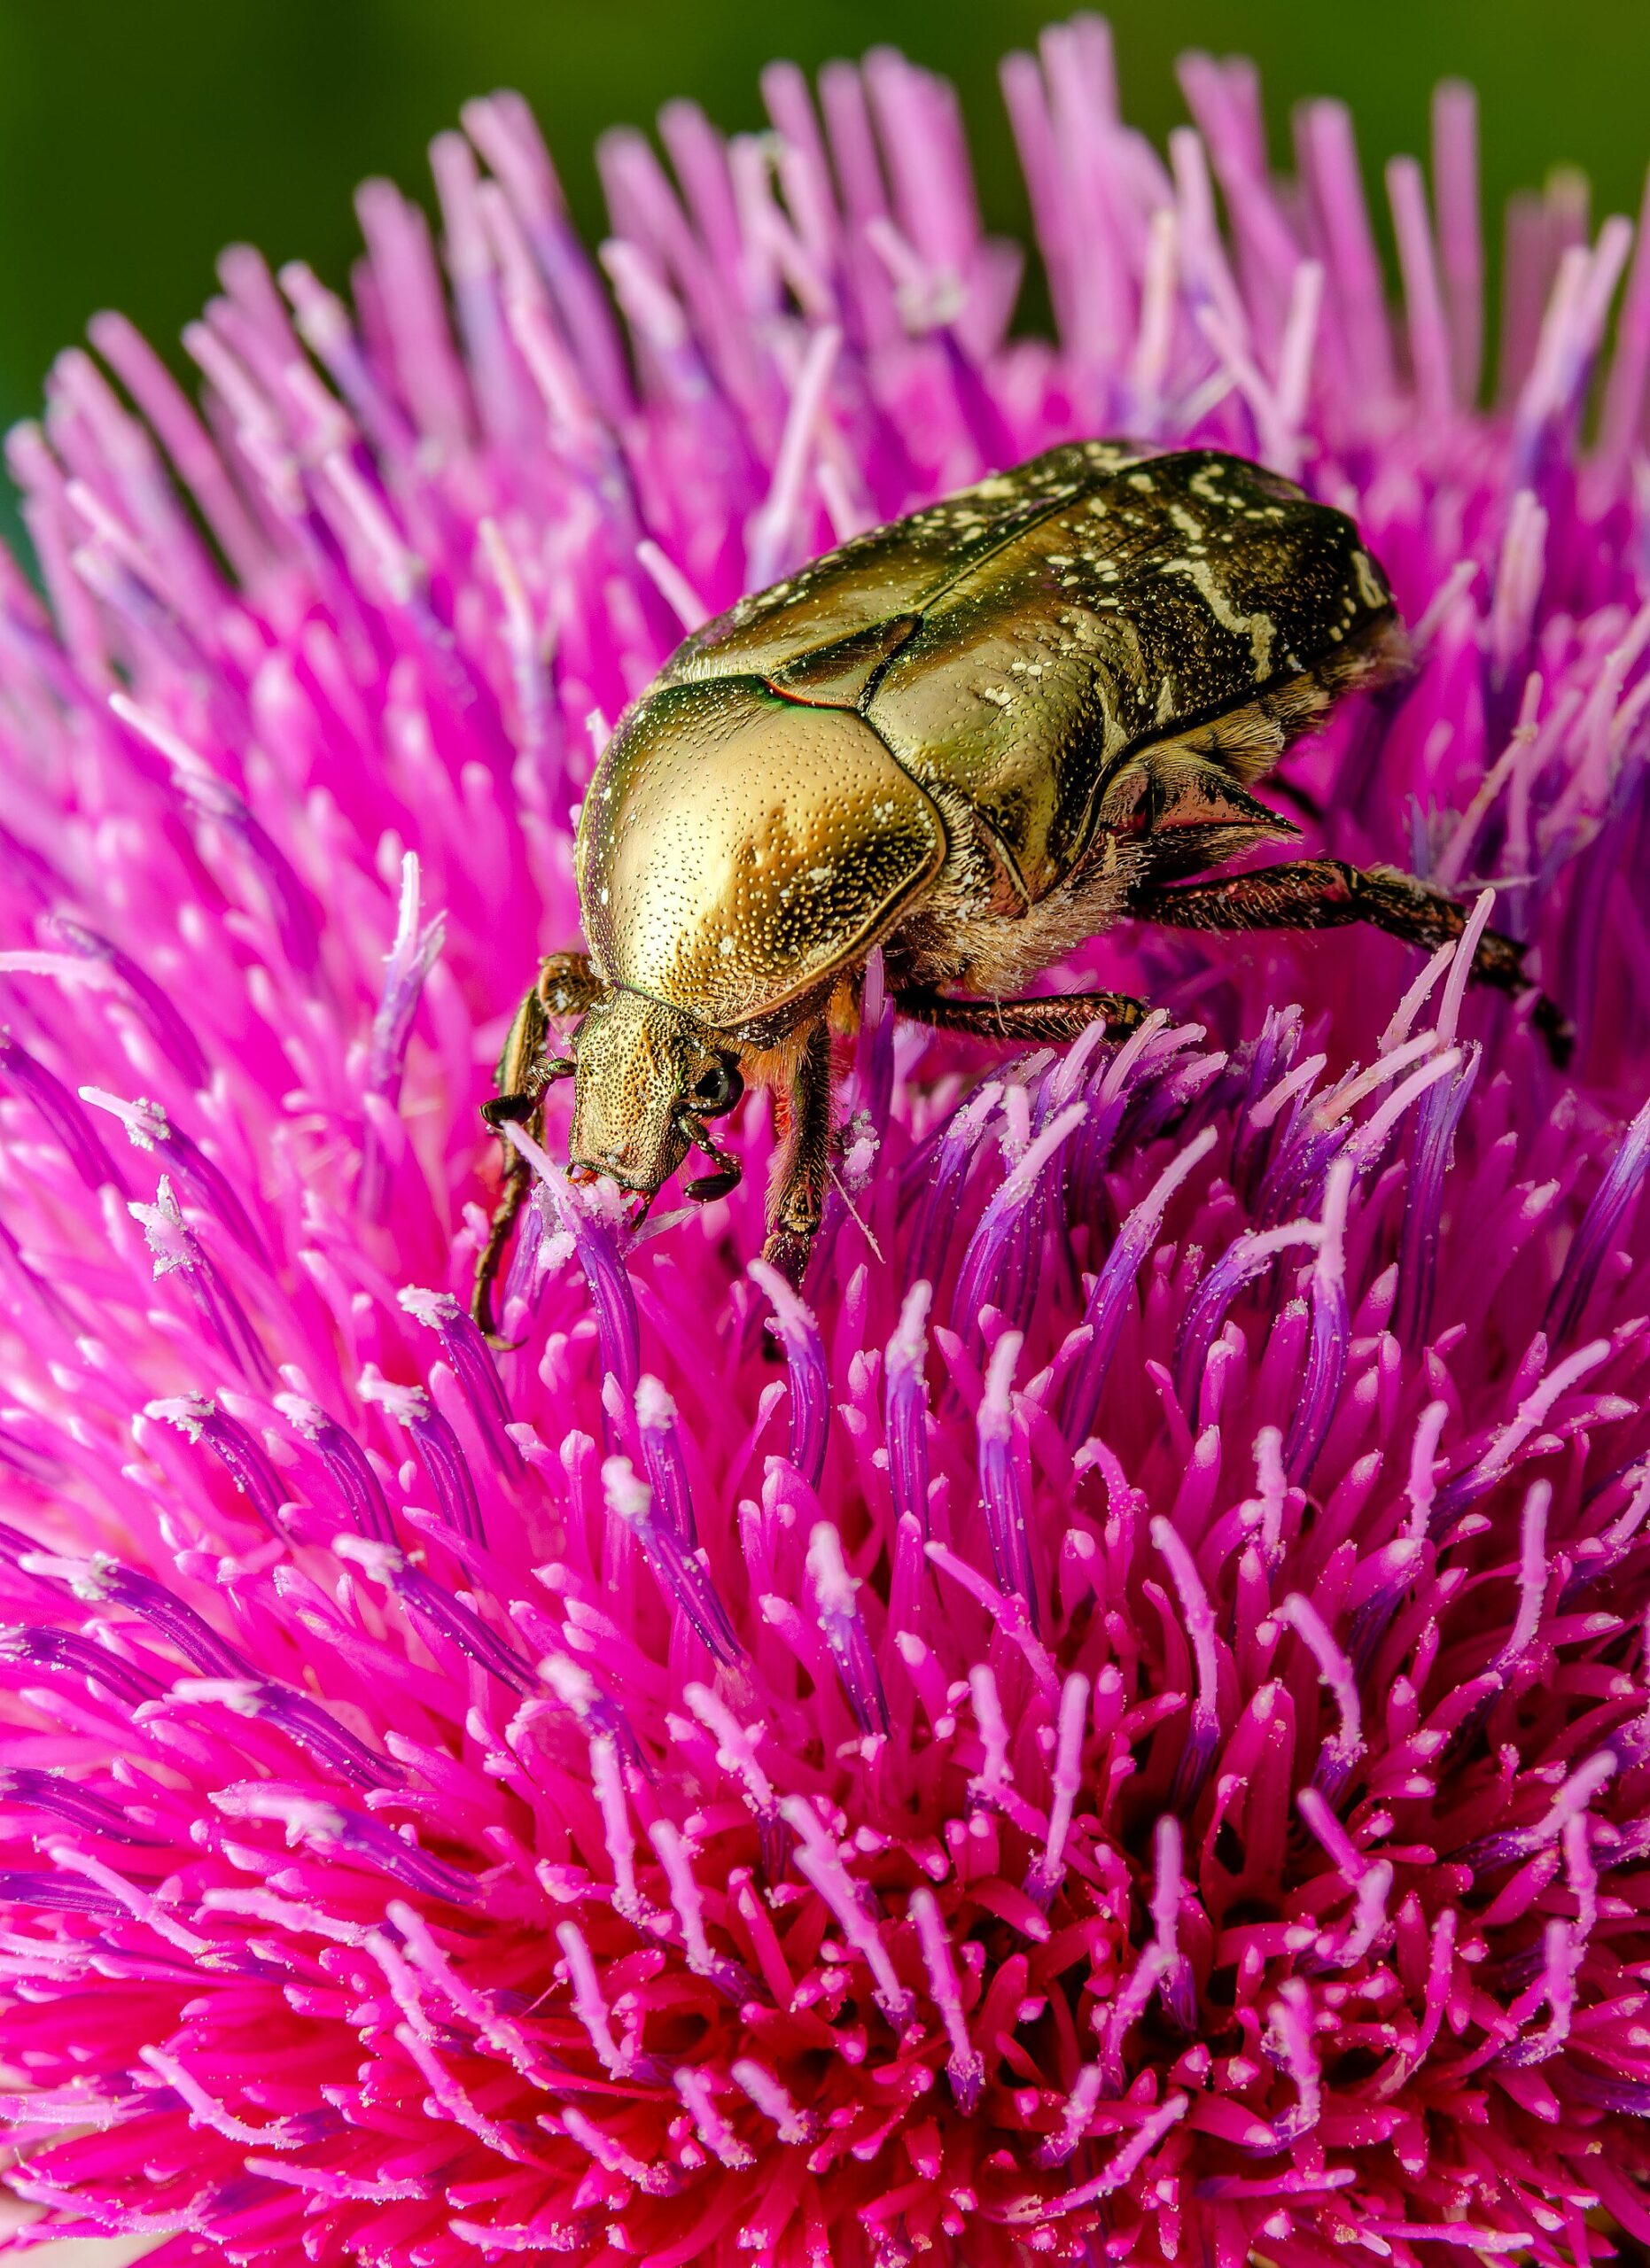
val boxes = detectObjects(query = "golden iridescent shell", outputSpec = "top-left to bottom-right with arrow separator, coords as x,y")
577,442 -> 1395,1028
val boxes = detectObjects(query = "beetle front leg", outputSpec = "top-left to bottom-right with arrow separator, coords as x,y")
472,1154 -> 534,1344
473,1057 -> 573,1343
762,1021 -> 834,1288
1130,858 -> 1572,1064
894,985 -> 1149,1045
472,960 -> 595,1342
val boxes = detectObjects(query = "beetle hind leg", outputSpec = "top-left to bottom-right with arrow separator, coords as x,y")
1131,858 -> 1573,1065
893,985 -> 1149,1046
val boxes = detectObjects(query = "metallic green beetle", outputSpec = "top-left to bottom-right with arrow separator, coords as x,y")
473,439 -> 1560,1335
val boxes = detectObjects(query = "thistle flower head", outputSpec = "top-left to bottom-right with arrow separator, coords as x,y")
4,21 -> 1650,2268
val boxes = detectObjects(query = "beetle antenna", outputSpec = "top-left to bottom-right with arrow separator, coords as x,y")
680,1114 -> 743,1204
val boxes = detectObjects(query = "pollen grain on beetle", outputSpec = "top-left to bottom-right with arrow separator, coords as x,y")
1,21 -> 1649,2268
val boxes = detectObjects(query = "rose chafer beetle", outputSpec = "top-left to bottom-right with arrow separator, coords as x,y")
473,439 -> 1565,1336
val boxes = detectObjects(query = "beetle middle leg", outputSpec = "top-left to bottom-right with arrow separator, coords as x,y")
762,1021 -> 833,1287
1130,858 -> 1572,1064
894,985 -> 1149,1045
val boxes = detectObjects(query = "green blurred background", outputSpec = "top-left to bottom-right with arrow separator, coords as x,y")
0,0 -> 1644,441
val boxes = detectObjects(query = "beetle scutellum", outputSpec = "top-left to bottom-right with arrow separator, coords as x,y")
472,440 -> 1567,1338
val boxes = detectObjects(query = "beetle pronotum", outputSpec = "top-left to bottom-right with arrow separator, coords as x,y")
473,440 -> 1566,1339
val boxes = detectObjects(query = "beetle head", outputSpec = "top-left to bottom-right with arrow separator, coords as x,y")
568,987 -> 744,1212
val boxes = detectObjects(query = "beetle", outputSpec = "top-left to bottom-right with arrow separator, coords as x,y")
472,439 -> 1566,1338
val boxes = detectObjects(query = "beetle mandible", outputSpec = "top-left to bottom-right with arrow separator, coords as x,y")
473,440 -> 1566,1337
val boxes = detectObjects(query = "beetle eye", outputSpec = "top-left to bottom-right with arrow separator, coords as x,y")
689,1059 -> 742,1116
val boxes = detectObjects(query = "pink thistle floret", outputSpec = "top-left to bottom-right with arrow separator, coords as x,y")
4,19 -> 1650,2268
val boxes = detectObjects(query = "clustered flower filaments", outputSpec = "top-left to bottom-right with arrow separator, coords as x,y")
3,20 -> 1650,2268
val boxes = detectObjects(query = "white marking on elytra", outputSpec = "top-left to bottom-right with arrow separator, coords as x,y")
1161,553 -> 1277,676
1353,550 -> 1387,610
